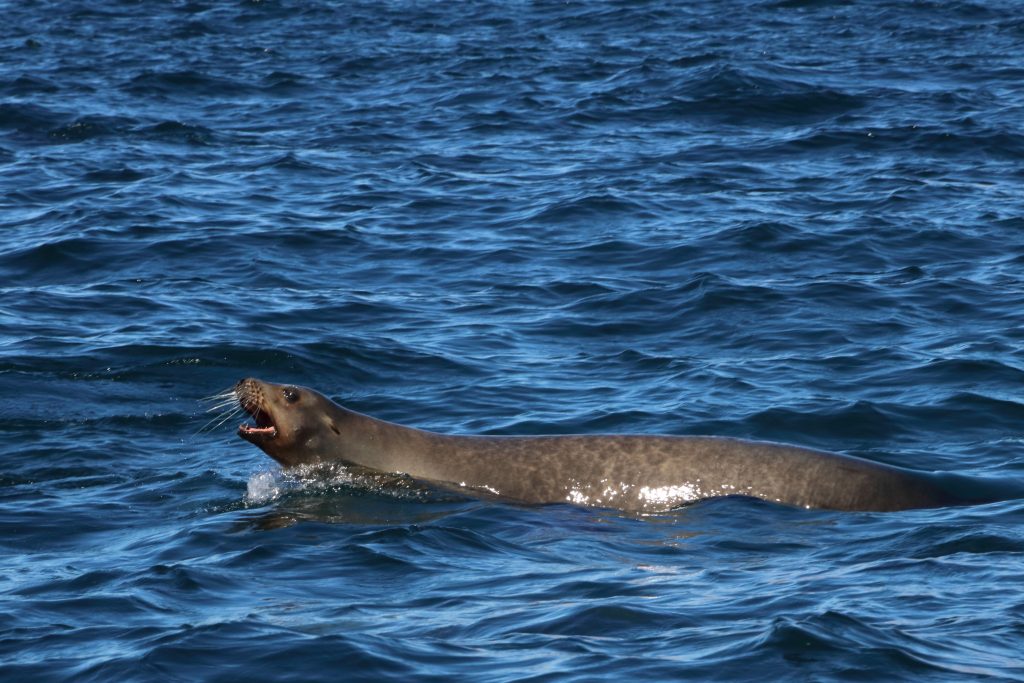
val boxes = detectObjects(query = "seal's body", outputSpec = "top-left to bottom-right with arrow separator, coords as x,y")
234,378 -> 970,512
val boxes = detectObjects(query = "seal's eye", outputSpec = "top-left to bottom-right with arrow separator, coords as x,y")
283,387 -> 299,404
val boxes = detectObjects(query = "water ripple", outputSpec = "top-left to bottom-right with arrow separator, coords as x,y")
4,0 -> 1024,680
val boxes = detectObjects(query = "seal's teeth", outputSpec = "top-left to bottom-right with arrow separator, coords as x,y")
239,422 -> 278,438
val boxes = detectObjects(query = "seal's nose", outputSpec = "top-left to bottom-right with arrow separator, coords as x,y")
234,378 -> 263,412
234,378 -> 258,404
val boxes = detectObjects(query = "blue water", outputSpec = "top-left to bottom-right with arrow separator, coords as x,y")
4,0 -> 1024,680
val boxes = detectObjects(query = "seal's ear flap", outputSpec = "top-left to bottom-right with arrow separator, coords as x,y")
329,419 -> 341,436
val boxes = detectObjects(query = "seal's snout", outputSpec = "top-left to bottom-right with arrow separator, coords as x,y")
235,378 -> 278,442
235,377 -> 257,395
234,378 -> 259,411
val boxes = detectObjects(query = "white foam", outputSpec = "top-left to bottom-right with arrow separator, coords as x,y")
246,470 -> 283,505
243,462 -> 453,506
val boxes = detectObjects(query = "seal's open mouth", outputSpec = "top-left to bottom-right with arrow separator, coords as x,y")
239,403 -> 277,440
240,408 -> 277,438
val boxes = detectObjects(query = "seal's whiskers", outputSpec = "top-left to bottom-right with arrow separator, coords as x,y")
195,386 -> 246,435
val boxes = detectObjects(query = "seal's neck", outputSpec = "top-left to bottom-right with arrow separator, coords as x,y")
325,402 -> 439,475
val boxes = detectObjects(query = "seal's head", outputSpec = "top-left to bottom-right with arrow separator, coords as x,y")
235,377 -> 339,467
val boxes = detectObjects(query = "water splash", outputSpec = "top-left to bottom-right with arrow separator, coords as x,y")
244,463 -> 462,506
245,470 -> 283,505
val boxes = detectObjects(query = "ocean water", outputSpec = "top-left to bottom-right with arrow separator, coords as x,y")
3,0 -> 1024,680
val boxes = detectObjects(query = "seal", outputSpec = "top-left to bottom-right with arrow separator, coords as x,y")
232,377 -> 989,512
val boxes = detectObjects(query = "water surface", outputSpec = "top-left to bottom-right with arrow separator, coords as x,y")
3,1 -> 1024,680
